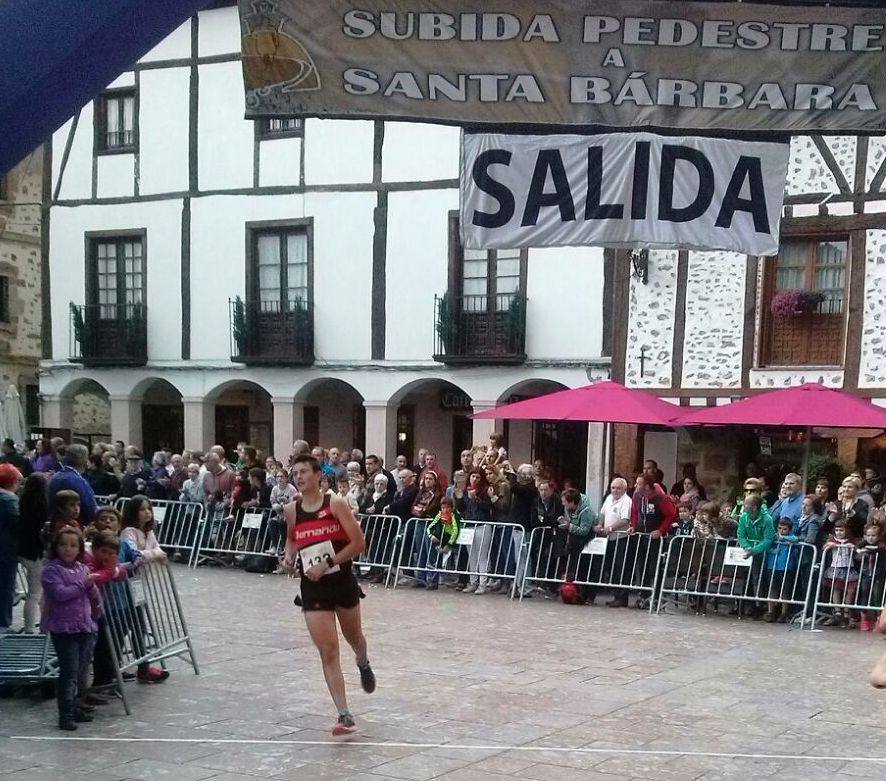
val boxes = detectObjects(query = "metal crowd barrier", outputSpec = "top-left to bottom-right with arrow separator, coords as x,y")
393,518 -> 527,597
13,561 -> 28,607
655,536 -> 818,625
519,527 -> 663,608
98,558 -> 199,714
811,544 -> 886,628
127,499 -> 205,565
191,505 -> 283,566
353,514 -> 402,586
0,633 -> 58,693
94,494 -> 115,507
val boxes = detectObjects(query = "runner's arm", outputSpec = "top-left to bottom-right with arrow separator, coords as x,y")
327,494 -> 366,565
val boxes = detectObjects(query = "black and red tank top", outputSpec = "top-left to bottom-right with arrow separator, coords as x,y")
287,494 -> 350,558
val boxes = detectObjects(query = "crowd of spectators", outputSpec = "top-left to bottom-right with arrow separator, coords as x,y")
3,435 -> 886,641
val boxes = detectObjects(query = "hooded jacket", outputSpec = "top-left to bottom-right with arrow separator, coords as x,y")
564,494 -> 595,539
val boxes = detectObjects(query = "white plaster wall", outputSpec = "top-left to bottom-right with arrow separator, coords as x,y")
859,229 -> 886,388
681,251 -> 746,389
48,201 -> 184,362
384,189 -> 457,361
55,107 -> 94,201
625,250 -> 678,388
198,5 -> 240,56
259,139 -> 302,187
304,120 -> 374,185
198,61 -> 254,191
305,192 -> 375,362
382,123 -> 460,182
188,192 -> 373,363
139,19 -> 191,62
139,67 -> 189,195
189,193 -> 306,360
96,154 -> 134,199
106,72 -> 135,90
525,245 -> 604,359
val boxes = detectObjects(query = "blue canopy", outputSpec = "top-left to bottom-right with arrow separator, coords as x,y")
0,0 -> 214,176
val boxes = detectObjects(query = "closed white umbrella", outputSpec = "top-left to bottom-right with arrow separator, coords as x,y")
2,385 -> 27,445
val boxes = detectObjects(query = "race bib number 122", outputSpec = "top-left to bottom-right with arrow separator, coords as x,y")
299,540 -> 340,575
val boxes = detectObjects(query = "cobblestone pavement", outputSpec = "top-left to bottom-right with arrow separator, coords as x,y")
2,565 -> 886,781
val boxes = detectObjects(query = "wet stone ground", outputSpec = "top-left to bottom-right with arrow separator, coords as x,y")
2,565 -> 886,781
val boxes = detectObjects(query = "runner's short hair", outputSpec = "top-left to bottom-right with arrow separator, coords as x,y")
292,454 -> 321,473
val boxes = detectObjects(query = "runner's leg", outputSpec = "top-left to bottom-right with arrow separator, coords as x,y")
336,604 -> 368,665
872,609 -> 886,689
304,610 -> 348,712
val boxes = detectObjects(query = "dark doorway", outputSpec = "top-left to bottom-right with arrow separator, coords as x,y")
396,404 -> 415,466
451,414 -> 473,475
142,404 -> 183,455
215,405 -> 249,461
533,420 -> 587,491
304,405 -> 319,447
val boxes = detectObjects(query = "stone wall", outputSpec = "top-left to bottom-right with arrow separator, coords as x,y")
859,229 -> 886,388
681,251 -> 746,389
0,149 -> 43,406
677,428 -> 750,504
71,391 -> 111,437
625,250 -> 677,388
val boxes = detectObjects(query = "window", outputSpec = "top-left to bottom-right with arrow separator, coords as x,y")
250,227 -> 310,311
0,276 -> 9,323
95,89 -> 137,152
762,237 -> 849,367
88,235 -> 145,318
257,117 -> 303,140
460,247 -> 524,313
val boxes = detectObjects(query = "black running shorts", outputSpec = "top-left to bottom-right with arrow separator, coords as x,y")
299,568 -> 362,612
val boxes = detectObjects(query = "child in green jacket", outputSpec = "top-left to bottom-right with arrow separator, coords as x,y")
425,497 -> 460,589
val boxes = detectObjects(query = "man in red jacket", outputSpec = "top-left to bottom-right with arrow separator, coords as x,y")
608,474 -> 675,607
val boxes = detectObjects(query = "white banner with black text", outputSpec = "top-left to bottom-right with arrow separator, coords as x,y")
460,131 -> 790,256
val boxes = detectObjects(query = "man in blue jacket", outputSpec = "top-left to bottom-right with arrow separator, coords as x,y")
48,443 -> 98,526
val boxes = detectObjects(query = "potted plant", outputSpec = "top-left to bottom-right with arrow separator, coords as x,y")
70,303 -> 86,346
770,289 -> 826,318
231,296 -> 247,356
435,292 -> 456,354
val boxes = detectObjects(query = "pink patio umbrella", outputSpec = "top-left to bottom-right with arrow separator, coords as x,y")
678,383 -> 886,485
470,380 -> 682,426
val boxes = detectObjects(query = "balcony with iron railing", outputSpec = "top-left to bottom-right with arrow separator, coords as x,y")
229,297 -> 314,366
69,302 -> 147,367
433,292 -> 527,365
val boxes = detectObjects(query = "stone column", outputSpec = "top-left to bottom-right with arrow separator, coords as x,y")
272,398 -> 305,462
40,394 -> 74,431
182,397 -> 214,453
363,401 -> 397,466
470,400 -> 500,447
585,422 -> 607,509
110,395 -> 143,450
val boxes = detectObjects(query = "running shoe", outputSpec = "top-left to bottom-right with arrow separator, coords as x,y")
358,661 -> 376,693
137,666 -> 170,684
332,712 -> 356,736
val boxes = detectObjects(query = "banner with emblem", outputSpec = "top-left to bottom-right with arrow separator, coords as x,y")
238,0 -> 886,133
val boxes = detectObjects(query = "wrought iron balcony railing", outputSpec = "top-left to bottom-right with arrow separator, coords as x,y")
70,302 -> 148,367
229,297 -> 314,366
433,292 -> 527,365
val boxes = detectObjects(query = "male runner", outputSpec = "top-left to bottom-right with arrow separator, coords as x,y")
283,454 -> 375,735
